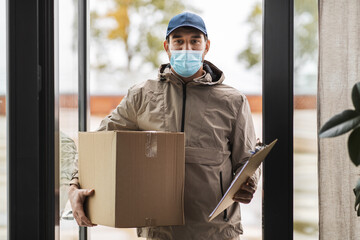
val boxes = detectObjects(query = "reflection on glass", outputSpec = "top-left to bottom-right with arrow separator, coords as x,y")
0,0 -> 7,239
293,0 -> 318,239
88,1 -> 263,239
60,132 -> 78,215
59,0 -> 80,239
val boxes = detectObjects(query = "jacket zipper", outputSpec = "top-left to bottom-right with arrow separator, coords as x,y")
219,171 -> 229,222
181,83 -> 186,132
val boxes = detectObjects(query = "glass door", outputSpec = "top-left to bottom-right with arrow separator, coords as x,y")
0,0 -> 7,238
58,0 -> 81,238
55,0 -> 296,239
293,0 -> 319,239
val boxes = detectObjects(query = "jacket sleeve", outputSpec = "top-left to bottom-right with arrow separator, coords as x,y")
96,88 -> 140,131
69,88 -> 140,186
230,96 -> 260,183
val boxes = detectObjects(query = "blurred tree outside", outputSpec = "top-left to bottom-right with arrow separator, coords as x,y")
238,0 -> 318,94
90,0 -> 197,74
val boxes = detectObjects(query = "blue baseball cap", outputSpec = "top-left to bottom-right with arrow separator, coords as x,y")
166,12 -> 207,38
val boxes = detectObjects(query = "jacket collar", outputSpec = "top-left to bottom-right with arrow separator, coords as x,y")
158,60 -> 225,86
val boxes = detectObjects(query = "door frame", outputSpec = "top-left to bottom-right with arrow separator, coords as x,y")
7,0 -> 56,239
262,0 -> 294,239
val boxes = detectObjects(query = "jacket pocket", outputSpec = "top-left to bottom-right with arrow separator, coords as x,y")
185,147 -> 231,165
219,171 -> 229,222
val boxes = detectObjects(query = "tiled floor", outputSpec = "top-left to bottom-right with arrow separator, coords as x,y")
0,110 -> 318,240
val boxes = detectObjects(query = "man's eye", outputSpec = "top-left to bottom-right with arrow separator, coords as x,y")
191,40 -> 199,44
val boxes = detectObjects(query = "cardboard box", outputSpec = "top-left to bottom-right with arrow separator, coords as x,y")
78,130 -> 185,228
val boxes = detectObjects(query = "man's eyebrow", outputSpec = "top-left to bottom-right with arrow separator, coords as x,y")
172,34 -> 183,39
171,34 -> 202,39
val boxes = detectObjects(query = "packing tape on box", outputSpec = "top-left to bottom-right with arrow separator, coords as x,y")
145,131 -> 157,158
145,218 -> 156,226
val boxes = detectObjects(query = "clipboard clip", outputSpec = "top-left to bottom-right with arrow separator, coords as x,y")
249,138 -> 266,154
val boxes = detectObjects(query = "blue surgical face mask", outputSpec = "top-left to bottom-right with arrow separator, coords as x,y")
170,50 -> 204,78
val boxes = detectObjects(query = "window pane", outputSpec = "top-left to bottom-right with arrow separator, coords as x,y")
293,0 -> 319,239
0,0 -> 7,238
59,0 -> 80,239
89,1 -> 262,239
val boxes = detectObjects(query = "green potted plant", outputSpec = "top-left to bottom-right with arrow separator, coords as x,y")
319,82 -> 360,215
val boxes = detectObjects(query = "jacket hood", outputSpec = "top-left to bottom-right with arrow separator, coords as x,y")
158,60 -> 225,85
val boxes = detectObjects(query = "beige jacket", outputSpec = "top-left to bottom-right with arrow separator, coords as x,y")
72,61 -> 258,239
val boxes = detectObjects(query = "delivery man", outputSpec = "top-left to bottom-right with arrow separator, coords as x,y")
68,12 -> 260,240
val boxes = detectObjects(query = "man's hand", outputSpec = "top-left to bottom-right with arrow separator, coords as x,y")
233,176 -> 257,204
68,185 -> 97,227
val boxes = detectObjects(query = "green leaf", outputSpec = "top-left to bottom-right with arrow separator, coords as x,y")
353,178 -> 360,216
319,110 -> 360,138
348,127 -> 360,166
352,82 -> 360,111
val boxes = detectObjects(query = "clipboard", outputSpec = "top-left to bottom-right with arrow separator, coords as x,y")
208,139 -> 278,222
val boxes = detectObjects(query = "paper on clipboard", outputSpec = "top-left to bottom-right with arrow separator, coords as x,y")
208,139 -> 278,222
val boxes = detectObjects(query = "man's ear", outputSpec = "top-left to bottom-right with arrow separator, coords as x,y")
164,40 -> 170,53
202,39 -> 210,60
204,39 -> 210,55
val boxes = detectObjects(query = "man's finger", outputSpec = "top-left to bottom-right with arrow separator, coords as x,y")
233,197 -> 252,204
81,189 -> 95,197
75,208 -> 96,227
79,214 -> 96,227
247,177 -> 256,188
234,192 -> 253,204
233,193 -> 253,203
80,215 -> 96,227
234,190 -> 253,198
240,184 -> 256,194
73,212 -> 81,226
